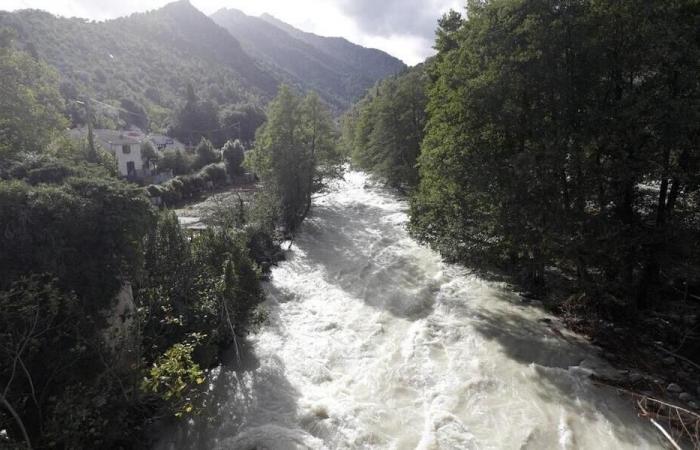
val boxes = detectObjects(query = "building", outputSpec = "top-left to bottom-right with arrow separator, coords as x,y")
68,128 -> 183,183
94,129 -> 149,178
148,134 -> 186,152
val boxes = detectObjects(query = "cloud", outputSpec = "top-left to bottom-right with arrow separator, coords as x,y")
336,0 -> 462,39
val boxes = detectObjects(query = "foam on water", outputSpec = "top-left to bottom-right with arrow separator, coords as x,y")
157,171 -> 663,449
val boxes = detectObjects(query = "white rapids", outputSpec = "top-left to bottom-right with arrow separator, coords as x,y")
157,171 -> 663,449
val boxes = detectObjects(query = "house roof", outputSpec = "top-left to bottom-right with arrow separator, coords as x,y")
68,127 -> 145,149
95,129 -> 144,146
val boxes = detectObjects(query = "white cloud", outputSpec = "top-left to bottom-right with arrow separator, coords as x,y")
2,0 -> 464,65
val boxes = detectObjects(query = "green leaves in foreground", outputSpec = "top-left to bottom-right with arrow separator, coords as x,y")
141,342 -> 205,418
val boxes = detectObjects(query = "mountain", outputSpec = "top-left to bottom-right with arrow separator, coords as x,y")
0,0 -> 277,130
260,13 -> 406,84
211,8 -> 406,112
0,0 -> 405,131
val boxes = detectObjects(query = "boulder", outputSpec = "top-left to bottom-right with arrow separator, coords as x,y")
667,383 -> 683,393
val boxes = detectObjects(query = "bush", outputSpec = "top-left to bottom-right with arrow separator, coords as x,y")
200,163 -> 227,187
160,149 -> 192,176
192,138 -> 220,171
26,159 -> 76,185
222,139 -> 245,176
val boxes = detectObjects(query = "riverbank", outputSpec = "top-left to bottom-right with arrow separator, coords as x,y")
521,287 -> 700,447
155,171 -> 665,449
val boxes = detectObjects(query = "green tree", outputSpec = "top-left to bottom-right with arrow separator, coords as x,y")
192,138 -> 220,171
160,149 -> 192,175
342,65 -> 428,188
170,83 -> 221,147
246,86 -> 341,233
0,35 -> 67,165
222,139 -> 246,176
410,0 -> 700,307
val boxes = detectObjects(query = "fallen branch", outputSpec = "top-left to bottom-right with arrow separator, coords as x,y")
592,375 -> 700,447
649,418 -> 682,450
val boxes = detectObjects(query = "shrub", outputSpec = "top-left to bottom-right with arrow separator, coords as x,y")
200,163 -> 227,187
192,138 -> 220,171
222,139 -> 245,176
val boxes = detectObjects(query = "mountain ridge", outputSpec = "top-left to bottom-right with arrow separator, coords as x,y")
211,8 -> 406,112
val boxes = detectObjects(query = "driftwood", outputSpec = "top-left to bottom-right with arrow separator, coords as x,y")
592,375 -> 700,449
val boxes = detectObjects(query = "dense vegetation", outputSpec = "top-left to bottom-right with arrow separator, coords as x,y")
0,34 -> 273,448
406,2 -> 700,314
247,86 -> 343,233
0,1 -> 273,135
211,8 -> 406,114
0,0 -> 403,140
341,64 -> 428,189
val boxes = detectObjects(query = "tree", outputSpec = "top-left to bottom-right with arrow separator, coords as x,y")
119,98 -> 149,131
0,37 -> 67,165
192,138 -> 220,171
169,83 -> 221,147
342,65 -> 428,188
246,86 -> 341,233
222,139 -> 246,176
159,149 -> 192,176
410,0 -> 700,308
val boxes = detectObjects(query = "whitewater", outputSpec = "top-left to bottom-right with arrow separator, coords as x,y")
158,171 -> 662,449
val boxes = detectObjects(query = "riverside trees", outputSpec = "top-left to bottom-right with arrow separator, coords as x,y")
410,1 -> 700,309
341,64 -> 428,189
247,86 -> 341,234
0,34 -> 268,448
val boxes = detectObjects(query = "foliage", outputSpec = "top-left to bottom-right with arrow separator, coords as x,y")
141,342 -> 205,418
159,148 -> 192,176
120,97 -> 149,131
341,64 -> 428,188
170,85 -> 222,148
410,1 -> 700,307
192,138 -> 220,171
247,86 -> 342,233
220,103 -> 267,145
222,139 -> 246,176
0,176 -> 154,305
0,34 -> 68,165
201,163 -> 228,187
0,3 -> 275,131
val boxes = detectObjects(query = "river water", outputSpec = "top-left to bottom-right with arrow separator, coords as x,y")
159,171 -> 662,449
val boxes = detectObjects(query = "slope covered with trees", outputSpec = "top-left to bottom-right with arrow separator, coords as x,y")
211,8 -> 406,113
0,0 -> 275,132
409,2 -> 700,313
0,33 -> 272,448
341,63 -> 428,188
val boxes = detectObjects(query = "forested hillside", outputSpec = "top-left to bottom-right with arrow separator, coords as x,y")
0,0 -> 275,132
341,63 -> 428,188
345,2 -> 700,323
211,8 -> 406,113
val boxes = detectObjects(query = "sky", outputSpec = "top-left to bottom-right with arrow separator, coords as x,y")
3,0 -> 463,65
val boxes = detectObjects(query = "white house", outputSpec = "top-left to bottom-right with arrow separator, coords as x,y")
68,128 -> 182,182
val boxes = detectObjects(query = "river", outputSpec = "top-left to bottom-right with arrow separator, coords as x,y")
159,171 -> 663,449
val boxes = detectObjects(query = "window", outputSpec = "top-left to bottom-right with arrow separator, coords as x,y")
122,144 -> 131,154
